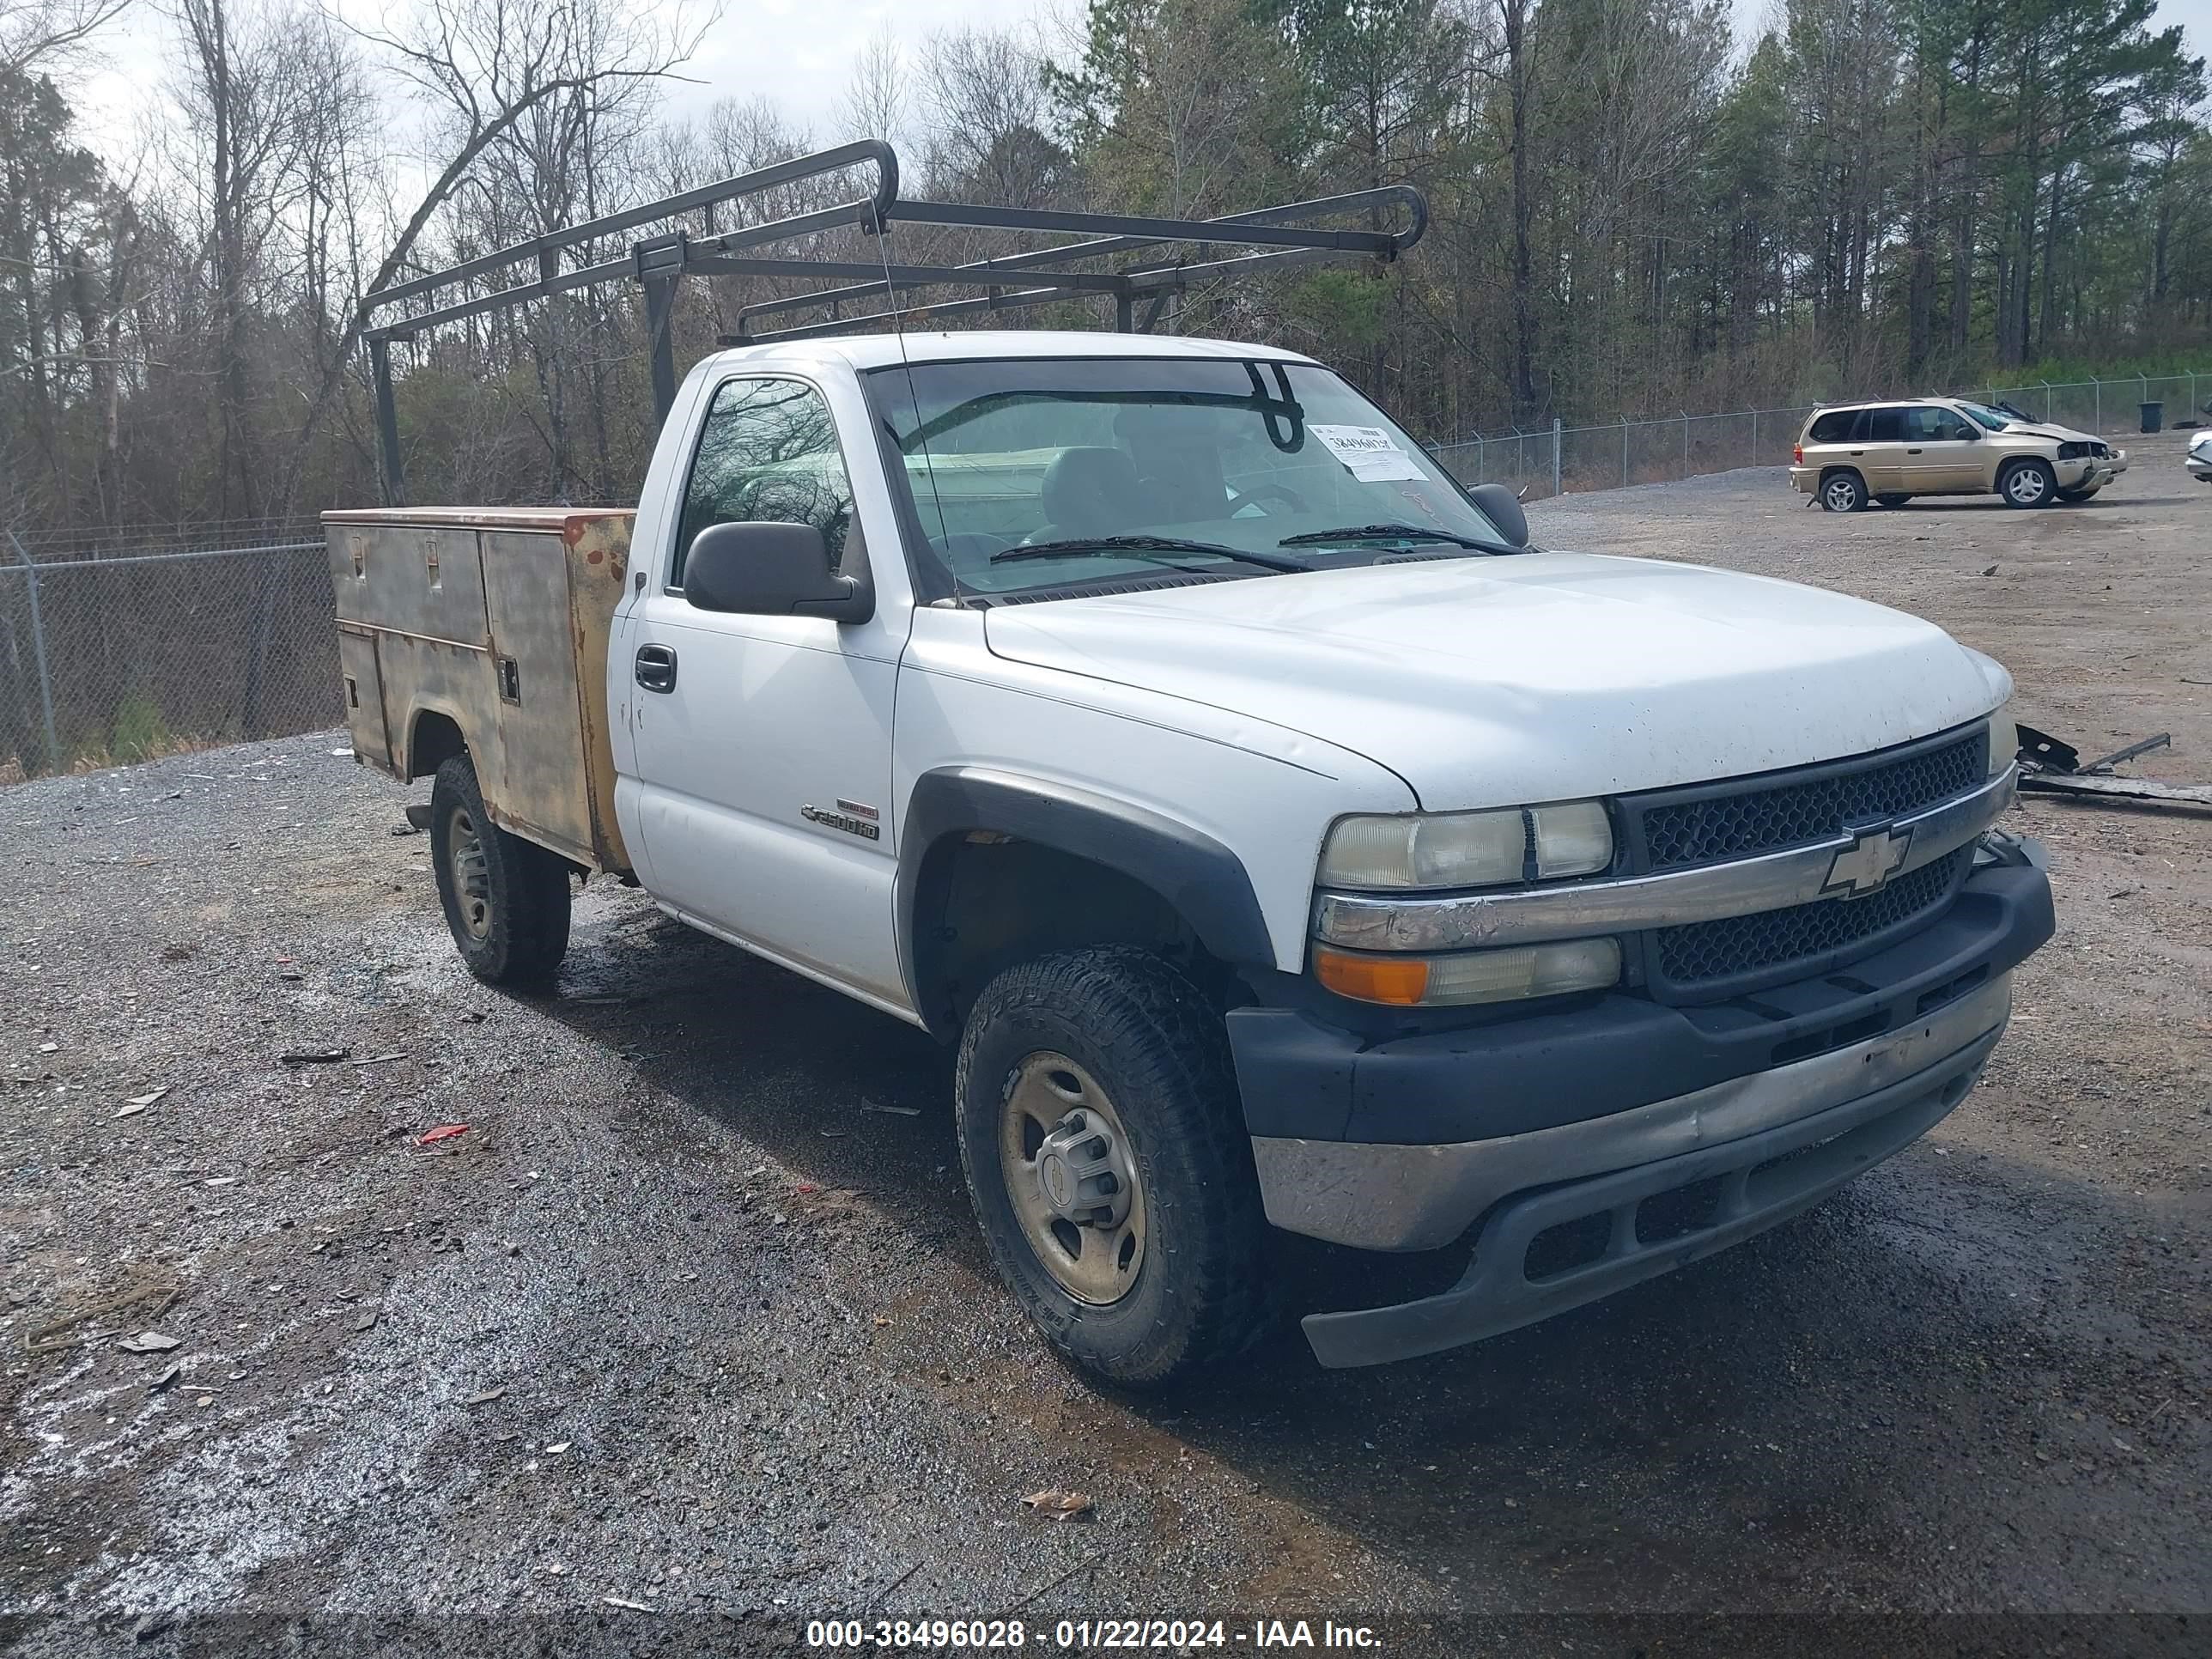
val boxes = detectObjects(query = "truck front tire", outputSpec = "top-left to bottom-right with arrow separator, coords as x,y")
428,754 -> 572,987
954,947 -> 1271,1389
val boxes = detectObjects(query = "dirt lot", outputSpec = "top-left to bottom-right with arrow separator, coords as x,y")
3,435 -> 2208,1656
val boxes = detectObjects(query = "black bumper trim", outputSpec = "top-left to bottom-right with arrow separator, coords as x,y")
1300,1021 -> 1998,1368
1228,860 -> 2051,1145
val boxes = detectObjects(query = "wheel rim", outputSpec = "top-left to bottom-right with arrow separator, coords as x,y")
2007,466 -> 2046,504
998,1052 -> 1147,1306
448,806 -> 493,939
1824,477 -> 1856,511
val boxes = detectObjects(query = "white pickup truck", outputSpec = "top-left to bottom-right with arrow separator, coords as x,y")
327,329 -> 2053,1386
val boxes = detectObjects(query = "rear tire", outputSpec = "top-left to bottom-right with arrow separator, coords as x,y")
1819,471 -> 1868,513
428,754 -> 571,987
1874,492 -> 1911,507
1999,459 -> 2057,508
954,947 -> 1271,1389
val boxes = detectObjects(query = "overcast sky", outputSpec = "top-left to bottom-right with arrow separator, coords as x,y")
68,0 -> 2212,167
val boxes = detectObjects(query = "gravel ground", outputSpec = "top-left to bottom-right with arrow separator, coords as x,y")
3,440 -> 2209,1656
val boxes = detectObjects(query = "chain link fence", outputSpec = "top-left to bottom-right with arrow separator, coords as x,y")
3,532 -> 341,782
1432,370 -> 2212,501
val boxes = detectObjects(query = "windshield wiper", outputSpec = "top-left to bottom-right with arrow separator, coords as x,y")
1279,522 -> 1520,556
991,535 -> 1309,573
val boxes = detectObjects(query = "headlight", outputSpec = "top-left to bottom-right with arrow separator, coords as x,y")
1319,800 -> 1613,890
1987,705 -> 2016,777
1313,938 -> 1622,1006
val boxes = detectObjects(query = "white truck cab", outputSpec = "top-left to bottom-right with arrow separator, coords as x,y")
330,328 -> 2052,1386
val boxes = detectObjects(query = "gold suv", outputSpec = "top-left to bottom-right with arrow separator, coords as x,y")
1790,398 -> 2126,511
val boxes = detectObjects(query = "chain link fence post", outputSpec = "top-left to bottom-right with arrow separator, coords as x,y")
8,531 -> 62,775
2092,375 -> 2101,433
1751,408 -> 1759,466
1552,416 -> 1562,497
1620,419 -> 1629,487
1681,412 -> 1690,476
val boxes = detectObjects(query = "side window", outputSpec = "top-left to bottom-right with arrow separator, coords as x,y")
1808,410 -> 1854,443
673,378 -> 856,586
1932,408 -> 1975,441
1864,406 -> 1904,443
1905,406 -> 1972,441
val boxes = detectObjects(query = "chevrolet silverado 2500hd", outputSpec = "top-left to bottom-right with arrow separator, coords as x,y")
327,330 -> 2054,1385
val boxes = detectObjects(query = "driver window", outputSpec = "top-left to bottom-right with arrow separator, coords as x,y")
1905,406 -> 1972,442
674,378 -> 855,586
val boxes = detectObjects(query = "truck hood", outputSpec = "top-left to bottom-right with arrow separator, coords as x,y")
981,553 -> 2003,808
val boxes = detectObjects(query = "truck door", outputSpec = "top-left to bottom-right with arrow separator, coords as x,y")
1857,405 -> 1906,492
623,374 -> 909,1011
1901,404 -> 1982,493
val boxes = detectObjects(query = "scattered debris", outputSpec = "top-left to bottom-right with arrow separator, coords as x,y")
114,1087 -> 168,1119
149,1364 -> 182,1392
1020,1488 -> 1096,1522
118,1331 -> 182,1354
38,1042 -> 58,1054
2014,724 -> 2209,811
860,1101 -> 921,1117
416,1124 -> 470,1146
602,1596 -> 655,1613
279,1048 -> 349,1066
132,1610 -> 175,1643
353,1310 -> 379,1333
463,1387 -> 507,1406
1980,564 -> 1998,576
25,1275 -> 182,1355
544,1441 -> 571,1455
388,823 -> 421,837
351,1051 -> 407,1068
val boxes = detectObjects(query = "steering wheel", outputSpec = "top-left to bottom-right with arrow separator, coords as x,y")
1225,479 -> 1310,517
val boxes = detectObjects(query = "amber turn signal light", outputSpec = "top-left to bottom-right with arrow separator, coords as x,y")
1311,946 -> 1431,1006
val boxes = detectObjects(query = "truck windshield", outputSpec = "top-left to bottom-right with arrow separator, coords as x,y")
865,356 -> 1515,600
1956,401 -> 2014,433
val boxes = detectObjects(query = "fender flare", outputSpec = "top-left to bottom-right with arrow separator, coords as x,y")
897,766 -> 1275,1034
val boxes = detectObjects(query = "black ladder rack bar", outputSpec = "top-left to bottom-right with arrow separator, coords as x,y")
728,185 -> 1426,333
727,245 -> 1370,346
356,138 -> 1425,505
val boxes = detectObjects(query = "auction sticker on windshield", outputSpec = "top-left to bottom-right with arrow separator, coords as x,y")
1309,422 -> 1429,482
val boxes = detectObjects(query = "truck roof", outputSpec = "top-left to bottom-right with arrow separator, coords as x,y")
703,329 -> 1322,374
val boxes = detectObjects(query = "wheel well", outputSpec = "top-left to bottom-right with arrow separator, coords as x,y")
406,710 -> 466,781
1820,465 -> 1863,485
909,836 -> 1214,1037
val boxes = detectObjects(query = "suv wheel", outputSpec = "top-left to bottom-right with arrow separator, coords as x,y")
1999,459 -> 2056,508
429,754 -> 572,986
1820,471 -> 1868,513
954,947 -> 1271,1389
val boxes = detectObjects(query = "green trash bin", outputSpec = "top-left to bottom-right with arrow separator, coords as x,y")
2141,401 -> 2163,433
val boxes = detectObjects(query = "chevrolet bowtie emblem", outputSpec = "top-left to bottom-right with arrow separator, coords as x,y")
1823,823 -> 1913,897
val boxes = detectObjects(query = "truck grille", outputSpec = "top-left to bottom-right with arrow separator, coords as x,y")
1632,727 -> 1985,872
1651,847 -> 1972,992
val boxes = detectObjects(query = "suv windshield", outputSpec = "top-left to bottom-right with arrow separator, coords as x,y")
864,356 -> 1515,600
1956,401 -> 2014,433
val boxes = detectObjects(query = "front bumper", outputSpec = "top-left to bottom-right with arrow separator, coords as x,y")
2188,454 -> 2212,481
1230,851 -> 2053,1367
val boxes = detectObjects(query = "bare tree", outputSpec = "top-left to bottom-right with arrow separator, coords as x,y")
0,0 -> 128,76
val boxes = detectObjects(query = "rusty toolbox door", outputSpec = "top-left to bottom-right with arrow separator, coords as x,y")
477,528 -> 595,864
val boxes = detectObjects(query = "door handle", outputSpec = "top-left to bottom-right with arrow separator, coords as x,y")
1849,449 -> 1864,456
1906,447 -> 1923,454
635,644 -> 678,693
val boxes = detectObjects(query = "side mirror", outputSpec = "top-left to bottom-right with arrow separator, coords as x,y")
681,521 -> 872,622
1468,482 -> 1529,548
